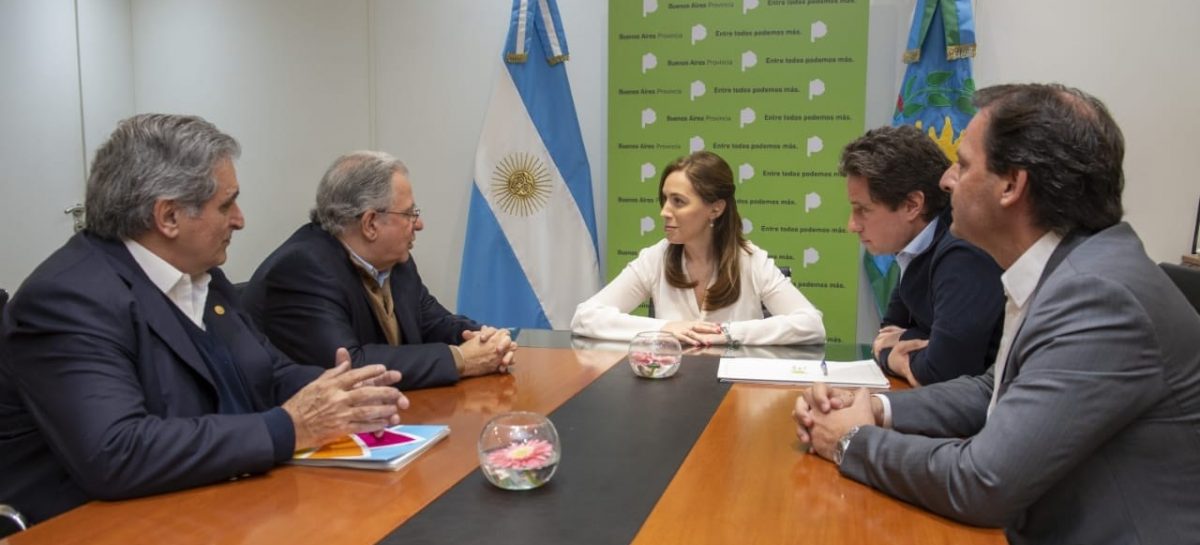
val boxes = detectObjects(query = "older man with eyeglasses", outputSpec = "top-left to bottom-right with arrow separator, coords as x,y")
244,151 -> 516,390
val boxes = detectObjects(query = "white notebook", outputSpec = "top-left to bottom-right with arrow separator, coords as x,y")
717,357 -> 890,388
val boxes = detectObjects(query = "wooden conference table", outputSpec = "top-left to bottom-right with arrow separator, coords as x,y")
6,331 -> 1003,545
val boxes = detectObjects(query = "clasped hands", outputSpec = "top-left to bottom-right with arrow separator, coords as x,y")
792,383 -> 881,462
873,325 -> 929,387
459,326 -> 518,376
661,320 -> 725,347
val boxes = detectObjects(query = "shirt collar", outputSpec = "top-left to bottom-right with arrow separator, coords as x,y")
342,243 -> 391,287
123,239 -> 211,328
1000,231 -> 1064,309
895,216 -> 939,275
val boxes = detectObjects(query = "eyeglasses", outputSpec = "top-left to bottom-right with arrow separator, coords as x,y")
377,208 -> 421,220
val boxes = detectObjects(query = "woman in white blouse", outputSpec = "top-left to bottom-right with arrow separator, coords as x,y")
571,151 -> 826,346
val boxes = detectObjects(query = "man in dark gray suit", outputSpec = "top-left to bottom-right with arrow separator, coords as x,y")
794,83 -> 1200,544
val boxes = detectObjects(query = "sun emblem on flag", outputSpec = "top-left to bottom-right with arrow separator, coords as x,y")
491,152 -> 552,216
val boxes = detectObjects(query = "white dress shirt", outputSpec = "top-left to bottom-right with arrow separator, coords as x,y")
124,239 -> 211,330
570,239 -> 826,345
986,231 -> 1063,416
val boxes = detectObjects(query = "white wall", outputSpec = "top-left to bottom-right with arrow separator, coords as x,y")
2,1 -> 1197,339
130,0 -> 374,281
972,0 -> 1200,264
0,0 -> 87,291
77,0 -> 134,171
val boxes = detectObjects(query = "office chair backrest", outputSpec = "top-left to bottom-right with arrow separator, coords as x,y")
1160,263 -> 1200,316
0,290 -> 20,537
0,503 -> 27,537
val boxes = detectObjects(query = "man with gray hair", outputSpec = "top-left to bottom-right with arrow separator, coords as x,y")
243,151 -> 516,390
0,114 -> 409,525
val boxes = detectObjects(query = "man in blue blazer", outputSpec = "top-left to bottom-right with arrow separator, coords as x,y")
242,151 -> 516,390
795,84 -> 1200,543
841,125 -> 1004,385
0,115 -> 409,525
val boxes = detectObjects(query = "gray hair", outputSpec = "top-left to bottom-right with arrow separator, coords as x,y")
310,151 -> 408,235
85,113 -> 241,240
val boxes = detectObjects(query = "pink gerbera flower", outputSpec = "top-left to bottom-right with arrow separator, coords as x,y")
486,439 -> 555,470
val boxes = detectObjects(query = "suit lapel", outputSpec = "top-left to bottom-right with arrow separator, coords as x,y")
92,236 -> 215,387
391,265 -> 421,345
998,231 -> 1090,389
319,229 -> 403,345
205,285 -> 271,409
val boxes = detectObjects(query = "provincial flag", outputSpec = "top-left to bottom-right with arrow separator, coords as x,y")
867,0 -> 977,315
893,0 -> 977,161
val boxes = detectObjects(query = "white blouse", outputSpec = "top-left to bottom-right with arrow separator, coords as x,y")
571,239 -> 826,345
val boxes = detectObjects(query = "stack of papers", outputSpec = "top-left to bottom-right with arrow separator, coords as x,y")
290,424 -> 450,471
717,358 -> 890,388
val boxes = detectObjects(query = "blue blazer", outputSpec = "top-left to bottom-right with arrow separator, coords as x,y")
878,209 -> 1005,384
0,233 -> 319,524
242,223 -> 479,390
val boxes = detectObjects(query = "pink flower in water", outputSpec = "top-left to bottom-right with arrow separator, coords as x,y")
486,439 -> 555,470
629,351 -> 678,367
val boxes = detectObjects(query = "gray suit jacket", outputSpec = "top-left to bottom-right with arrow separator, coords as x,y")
840,223 -> 1200,545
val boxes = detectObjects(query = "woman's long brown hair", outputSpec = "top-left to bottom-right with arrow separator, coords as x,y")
658,151 -> 750,311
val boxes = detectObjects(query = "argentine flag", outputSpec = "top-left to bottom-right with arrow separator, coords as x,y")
457,0 -> 600,329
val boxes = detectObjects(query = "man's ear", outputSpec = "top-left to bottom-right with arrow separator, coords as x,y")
902,190 -> 926,222
359,210 -> 379,242
152,199 -> 182,239
999,169 -> 1029,208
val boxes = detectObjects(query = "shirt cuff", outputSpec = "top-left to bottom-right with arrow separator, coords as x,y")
872,394 -> 893,429
449,344 -> 465,376
263,407 -> 297,463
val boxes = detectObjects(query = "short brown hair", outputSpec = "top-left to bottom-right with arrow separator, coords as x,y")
839,125 -> 950,221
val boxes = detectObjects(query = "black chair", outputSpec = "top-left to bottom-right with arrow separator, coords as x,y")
0,504 -> 27,537
1160,263 -> 1200,316
0,289 -> 26,537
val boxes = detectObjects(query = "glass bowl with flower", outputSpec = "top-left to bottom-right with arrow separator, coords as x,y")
478,412 -> 561,490
627,331 -> 683,379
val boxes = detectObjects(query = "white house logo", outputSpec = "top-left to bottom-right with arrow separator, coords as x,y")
492,152 -> 551,216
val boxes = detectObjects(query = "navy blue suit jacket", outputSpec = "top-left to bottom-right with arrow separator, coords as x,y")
242,223 -> 479,390
878,209 -> 1005,384
0,233 -> 319,524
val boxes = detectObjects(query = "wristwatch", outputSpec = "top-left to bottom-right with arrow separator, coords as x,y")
833,426 -> 861,466
719,322 -> 738,347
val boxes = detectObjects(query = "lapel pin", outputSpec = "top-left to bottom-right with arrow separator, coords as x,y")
213,305 -> 226,316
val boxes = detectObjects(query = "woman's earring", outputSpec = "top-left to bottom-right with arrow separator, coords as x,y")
708,221 -> 714,228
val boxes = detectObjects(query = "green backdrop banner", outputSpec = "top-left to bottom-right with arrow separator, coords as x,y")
608,0 -> 868,343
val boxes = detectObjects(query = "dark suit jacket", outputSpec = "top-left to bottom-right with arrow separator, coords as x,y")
878,209 -> 1005,384
842,223 -> 1200,544
242,223 -> 479,390
0,233 -> 320,524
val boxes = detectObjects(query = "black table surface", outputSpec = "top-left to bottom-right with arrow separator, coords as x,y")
382,333 -> 871,544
